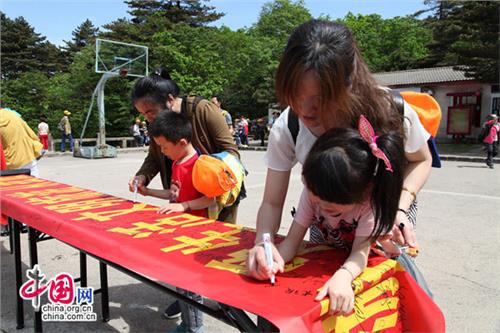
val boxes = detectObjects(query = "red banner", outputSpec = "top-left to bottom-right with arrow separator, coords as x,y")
0,175 -> 445,332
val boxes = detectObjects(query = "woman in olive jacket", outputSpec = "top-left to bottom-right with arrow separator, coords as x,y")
128,68 -> 241,223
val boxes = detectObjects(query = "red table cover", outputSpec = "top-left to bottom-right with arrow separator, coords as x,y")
0,175 -> 445,332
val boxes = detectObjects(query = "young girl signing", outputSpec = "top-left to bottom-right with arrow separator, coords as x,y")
252,116 -> 405,316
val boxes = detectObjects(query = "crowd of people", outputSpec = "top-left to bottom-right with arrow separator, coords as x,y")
2,18 -> 499,333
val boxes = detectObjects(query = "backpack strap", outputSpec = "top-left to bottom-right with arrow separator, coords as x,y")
287,108 -> 299,145
181,95 -> 204,115
391,90 -> 441,168
390,90 -> 405,116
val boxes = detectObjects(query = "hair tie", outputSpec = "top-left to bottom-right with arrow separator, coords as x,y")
153,68 -> 171,80
358,115 -> 393,173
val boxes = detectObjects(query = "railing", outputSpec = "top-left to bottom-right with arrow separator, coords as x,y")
49,135 -> 138,151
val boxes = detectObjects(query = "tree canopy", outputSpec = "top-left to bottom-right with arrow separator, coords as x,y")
417,1 -> 499,83
1,0 -> 497,141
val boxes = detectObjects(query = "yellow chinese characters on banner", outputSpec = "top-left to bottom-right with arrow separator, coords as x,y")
107,214 -> 217,239
0,176 -> 57,191
319,261 -> 402,332
74,203 -> 157,222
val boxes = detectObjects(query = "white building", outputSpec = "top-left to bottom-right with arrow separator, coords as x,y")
374,66 -> 499,142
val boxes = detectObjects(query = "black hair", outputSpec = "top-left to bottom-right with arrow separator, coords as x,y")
131,68 -> 181,107
149,110 -> 192,143
39,114 -> 47,122
302,127 -> 405,241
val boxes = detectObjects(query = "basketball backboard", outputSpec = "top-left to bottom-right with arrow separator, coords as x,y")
95,39 -> 148,77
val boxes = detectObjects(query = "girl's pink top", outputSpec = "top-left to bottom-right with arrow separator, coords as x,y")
483,120 -> 500,144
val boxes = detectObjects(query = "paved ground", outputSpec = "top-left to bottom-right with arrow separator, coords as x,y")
1,150 -> 499,333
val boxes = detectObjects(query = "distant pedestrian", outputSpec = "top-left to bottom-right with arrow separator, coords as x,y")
59,110 -> 74,152
233,118 -> 242,147
238,115 -> 249,146
256,118 -> 266,146
38,114 -> 49,151
482,114 -> 499,169
211,95 -> 234,135
131,118 -> 143,147
140,121 -> 150,146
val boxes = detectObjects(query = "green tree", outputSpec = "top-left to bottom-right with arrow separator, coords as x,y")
250,0 -> 312,57
248,0 -> 313,109
62,19 -> 99,65
102,0 -> 223,43
340,13 -> 430,72
125,0 -> 223,27
0,12 -> 63,79
418,1 -> 499,82
2,72 -> 51,128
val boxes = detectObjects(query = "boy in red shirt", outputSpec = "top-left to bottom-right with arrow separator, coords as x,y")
142,110 -> 214,333
144,111 -> 215,217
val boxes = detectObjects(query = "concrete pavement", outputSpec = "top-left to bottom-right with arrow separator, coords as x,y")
1,150 -> 499,332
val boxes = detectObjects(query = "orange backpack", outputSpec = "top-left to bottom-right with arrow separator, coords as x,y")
391,91 -> 442,167
398,91 -> 442,138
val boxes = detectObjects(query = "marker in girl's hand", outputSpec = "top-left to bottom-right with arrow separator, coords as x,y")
262,233 -> 275,286
133,178 -> 138,203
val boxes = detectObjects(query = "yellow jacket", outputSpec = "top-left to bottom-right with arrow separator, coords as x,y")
0,108 -> 43,169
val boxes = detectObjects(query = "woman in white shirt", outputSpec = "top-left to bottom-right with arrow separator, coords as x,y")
247,20 -> 432,279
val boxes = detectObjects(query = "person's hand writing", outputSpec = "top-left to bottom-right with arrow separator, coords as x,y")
128,175 -> 147,195
315,270 -> 355,316
246,242 -> 284,281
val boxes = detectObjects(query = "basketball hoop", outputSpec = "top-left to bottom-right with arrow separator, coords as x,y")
119,68 -> 129,77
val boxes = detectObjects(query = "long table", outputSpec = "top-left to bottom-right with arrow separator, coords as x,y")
0,174 -> 445,332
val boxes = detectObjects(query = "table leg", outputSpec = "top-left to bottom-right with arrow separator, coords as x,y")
28,227 -> 42,333
12,218 -> 24,329
79,252 -> 87,287
8,218 -> 14,254
99,262 -> 109,322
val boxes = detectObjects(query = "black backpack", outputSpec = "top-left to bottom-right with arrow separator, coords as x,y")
477,122 -> 492,143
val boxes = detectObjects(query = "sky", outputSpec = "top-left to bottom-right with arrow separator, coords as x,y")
1,0 -> 429,46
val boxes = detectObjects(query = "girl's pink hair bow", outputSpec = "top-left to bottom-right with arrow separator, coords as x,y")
358,115 -> 393,173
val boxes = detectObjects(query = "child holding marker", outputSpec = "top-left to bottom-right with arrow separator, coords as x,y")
252,116 -> 405,316
141,110 -> 215,217
137,110 -> 214,333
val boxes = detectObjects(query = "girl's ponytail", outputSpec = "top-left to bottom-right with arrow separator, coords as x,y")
369,132 -> 405,241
